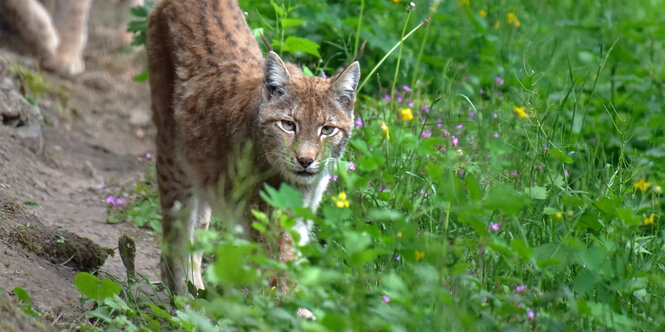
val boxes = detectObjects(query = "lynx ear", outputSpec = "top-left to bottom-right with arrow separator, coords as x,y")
264,51 -> 291,101
332,62 -> 361,108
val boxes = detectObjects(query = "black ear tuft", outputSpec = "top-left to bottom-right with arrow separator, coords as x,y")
263,51 -> 291,101
333,62 -> 361,108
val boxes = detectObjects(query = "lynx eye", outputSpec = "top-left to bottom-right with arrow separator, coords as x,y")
321,126 -> 337,136
279,120 -> 297,133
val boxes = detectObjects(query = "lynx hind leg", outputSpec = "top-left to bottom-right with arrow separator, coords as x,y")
41,0 -> 91,77
2,0 -> 59,58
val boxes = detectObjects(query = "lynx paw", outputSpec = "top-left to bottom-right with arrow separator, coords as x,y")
296,307 -> 316,320
42,54 -> 85,77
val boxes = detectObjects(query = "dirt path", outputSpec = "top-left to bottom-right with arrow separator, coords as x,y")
0,1 -> 160,325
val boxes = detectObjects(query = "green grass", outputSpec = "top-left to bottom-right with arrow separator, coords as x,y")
72,0 -> 665,330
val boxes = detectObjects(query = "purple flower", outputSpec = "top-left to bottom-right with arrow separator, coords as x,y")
442,129 -> 450,136
384,94 -> 391,102
422,129 -> 432,138
564,169 -> 569,177
456,124 -> 463,129
402,85 -> 412,93
437,117 -> 442,129
115,198 -> 126,206
105,196 -> 126,209
527,308 -> 535,320
422,104 -> 430,114
493,113 -> 498,118
338,67 -> 345,72
324,243 -> 327,248
321,71 -> 327,79
397,96 -> 403,103
355,117 -> 363,129
468,112 -> 476,119
105,196 -> 115,204
408,101 -> 414,108
382,295 -> 391,303
452,136 -> 458,146
457,168 -> 465,178
395,255 -> 400,261
348,161 -> 356,171
419,189 -> 428,197
511,170 -> 518,177
515,285 -> 527,293
332,175 -> 338,182
488,222 -> 500,232
480,88 -> 485,94
145,152 -> 152,159
99,181 -> 106,192
493,132 -> 499,138
483,297 -> 488,303
495,76 -> 505,86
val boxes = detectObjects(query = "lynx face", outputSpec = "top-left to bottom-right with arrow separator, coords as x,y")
258,52 -> 360,186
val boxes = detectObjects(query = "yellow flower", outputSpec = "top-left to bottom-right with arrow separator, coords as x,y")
507,12 -> 517,24
654,185 -> 662,194
415,251 -> 425,262
513,106 -> 528,118
479,9 -> 487,17
393,0 -> 401,3
335,192 -> 350,208
493,20 -> 500,29
555,212 -> 563,219
514,20 -> 520,27
381,121 -> 390,140
457,0 -> 469,6
644,214 -> 655,226
634,179 -> 650,192
397,231 -> 403,238
400,108 -> 413,121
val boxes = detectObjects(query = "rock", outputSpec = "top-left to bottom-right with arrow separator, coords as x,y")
14,124 -> 43,154
0,89 -> 42,128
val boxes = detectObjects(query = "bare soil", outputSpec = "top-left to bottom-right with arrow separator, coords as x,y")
0,1 -> 160,327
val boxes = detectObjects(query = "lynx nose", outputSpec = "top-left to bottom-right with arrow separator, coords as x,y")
297,157 -> 314,168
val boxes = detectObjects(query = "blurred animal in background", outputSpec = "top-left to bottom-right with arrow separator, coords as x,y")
0,0 -> 144,77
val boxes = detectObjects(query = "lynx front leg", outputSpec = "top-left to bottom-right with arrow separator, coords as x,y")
41,0 -> 91,76
160,194 -> 211,295
2,0 -> 59,58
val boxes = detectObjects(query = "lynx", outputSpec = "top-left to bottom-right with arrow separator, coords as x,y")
146,0 -> 360,296
0,0 -> 143,76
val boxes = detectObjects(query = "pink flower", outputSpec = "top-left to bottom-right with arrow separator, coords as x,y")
145,153 -> 151,159
493,132 -> 499,138
408,101 -> 414,108
397,96 -> 403,103
515,285 -> 527,293
384,94 -> 391,102
321,71 -> 327,79
452,136 -> 458,146
495,77 -> 504,86
105,196 -> 115,204
493,113 -> 498,118
422,104 -> 430,114
348,161 -> 356,171
422,129 -> 432,138
382,295 -> 391,303
488,222 -> 500,232
527,308 -> 535,320
355,117 -> 363,129
419,189 -> 428,197
564,169 -> 569,177
395,255 -> 400,261
511,170 -> 518,177
456,124 -> 463,129
437,117 -> 442,129
442,129 -> 450,136
468,112 -> 476,119
99,181 -> 106,192
402,85 -> 412,92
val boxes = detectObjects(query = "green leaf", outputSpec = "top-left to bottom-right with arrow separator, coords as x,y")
465,174 -> 482,201
484,184 -> 530,215
260,183 -> 303,210
13,287 -> 31,303
133,68 -> 148,82
510,239 -> 533,261
549,147 -> 573,164
74,272 -> 121,302
302,65 -> 314,77
524,186 -> 548,200
281,36 -> 320,57
280,18 -> 305,29
211,242 -> 259,286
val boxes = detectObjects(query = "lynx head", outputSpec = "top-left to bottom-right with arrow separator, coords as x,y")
258,52 -> 360,186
